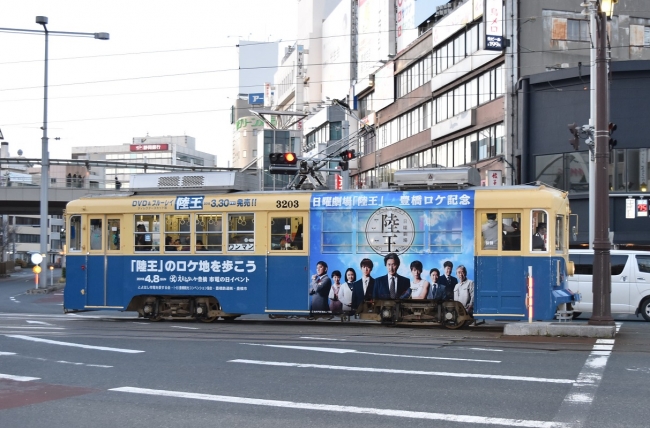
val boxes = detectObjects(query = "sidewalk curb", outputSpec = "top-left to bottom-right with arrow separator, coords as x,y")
503,322 -> 615,338
26,283 -> 65,294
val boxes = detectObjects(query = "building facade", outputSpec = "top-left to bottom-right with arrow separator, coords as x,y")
72,135 -> 217,189
523,60 -> 650,248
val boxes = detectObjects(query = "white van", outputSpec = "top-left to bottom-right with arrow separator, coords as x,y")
568,250 -> 650,321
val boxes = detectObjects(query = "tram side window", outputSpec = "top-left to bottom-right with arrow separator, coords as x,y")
195,214 -> 222,252
323,211 -> 352,253
481,212 -> 499,250
502,213 -> 521,251
271,216 -> 303,250
134,214 -> 159,252
228,213 -> 254,251
108,219 -> 120,251
165,214 -> 191,252
428,210 -> 462,253
69,215 -> 82,252
531,210 -> 548,251
90,219 -> 102,251
555,215 -> 565,252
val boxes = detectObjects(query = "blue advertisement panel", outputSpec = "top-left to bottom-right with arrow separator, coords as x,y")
121,255 -> 267,313
308,190 -> 476,314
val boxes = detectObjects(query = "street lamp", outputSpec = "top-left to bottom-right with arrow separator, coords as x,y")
600,0 -> 618,17
34,16 -> 109,288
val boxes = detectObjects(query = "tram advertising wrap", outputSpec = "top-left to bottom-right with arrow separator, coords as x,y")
308,190 -> 475,314
63,174 -> 578,325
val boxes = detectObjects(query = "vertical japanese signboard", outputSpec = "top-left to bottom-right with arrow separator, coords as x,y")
485,0 -> 505,51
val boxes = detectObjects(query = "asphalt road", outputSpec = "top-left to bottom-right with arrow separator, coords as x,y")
1,272 -> 648,428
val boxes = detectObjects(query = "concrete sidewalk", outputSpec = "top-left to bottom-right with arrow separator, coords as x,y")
503,322 -> 615,338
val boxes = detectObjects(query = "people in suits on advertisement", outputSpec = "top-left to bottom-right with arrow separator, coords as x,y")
427,268 -> 446,301
438,260 -> 458,300
309,261 -> 331,312
351,258 -> 375,310
373,253 -> 411,300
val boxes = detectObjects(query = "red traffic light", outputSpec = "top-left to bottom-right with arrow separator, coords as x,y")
285,152 -> 297,164
340,149 -> 356,160
269,152 -> 298,165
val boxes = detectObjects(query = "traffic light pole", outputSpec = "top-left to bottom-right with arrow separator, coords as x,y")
589,10 -> 614,326
341,121 -> 350,190
588,1 -> 597,250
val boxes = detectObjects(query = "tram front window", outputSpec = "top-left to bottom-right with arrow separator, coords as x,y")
69,215 -> 82,252
555,215 -> 565,252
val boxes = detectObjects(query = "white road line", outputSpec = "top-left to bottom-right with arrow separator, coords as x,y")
230,359 -> 571,384
0,373 -> 40,382
6,335 -> 144,353
553,334 -> 616,426
171,326 -> 199,330
0,327 -> 65,330
300,336 -> 346,341
0,352 -> 17,356
241,343 -> 355,354
466,347 -> 504,352
240,343 -> 501,363
110,386 -> 571,428
57,360 -> 113,368
26,320 -> 54,326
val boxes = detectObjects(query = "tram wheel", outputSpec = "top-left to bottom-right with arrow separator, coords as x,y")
199,316 -> 218,323
443,321 -> 464,330
148,315 -> 163,322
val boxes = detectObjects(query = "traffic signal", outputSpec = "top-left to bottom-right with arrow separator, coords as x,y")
568,123 -> 580,151
269,152 -> 299,175
608,122 -> 617,151
338,149 -> 356,171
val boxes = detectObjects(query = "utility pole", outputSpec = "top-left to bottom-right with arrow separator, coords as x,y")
589,6 -> 614,326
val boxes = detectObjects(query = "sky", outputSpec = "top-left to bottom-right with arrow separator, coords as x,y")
0,0 -> 298,166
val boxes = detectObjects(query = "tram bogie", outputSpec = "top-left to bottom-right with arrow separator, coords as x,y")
128,295 -> 238,322
357,299 -> 472,329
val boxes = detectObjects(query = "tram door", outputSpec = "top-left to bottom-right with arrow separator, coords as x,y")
85,215 -> 124,308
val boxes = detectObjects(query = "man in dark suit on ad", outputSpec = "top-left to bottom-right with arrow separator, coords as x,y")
373,253 -> 411,300
351,258 -> 375,310
438,260 -> 458,300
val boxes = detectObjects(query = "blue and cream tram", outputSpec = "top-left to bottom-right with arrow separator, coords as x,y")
63,169 -> 578,328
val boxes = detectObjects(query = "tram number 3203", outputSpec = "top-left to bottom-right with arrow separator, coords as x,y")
276,200 -> 300,208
